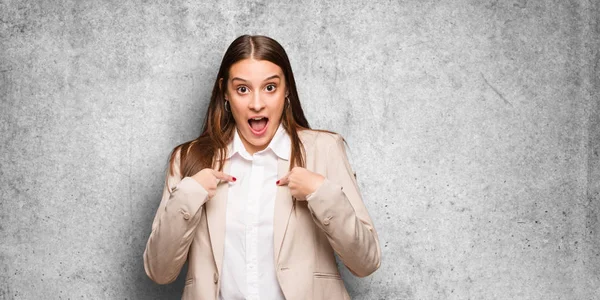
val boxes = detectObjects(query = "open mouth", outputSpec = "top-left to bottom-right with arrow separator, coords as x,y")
248,116 -> 269,136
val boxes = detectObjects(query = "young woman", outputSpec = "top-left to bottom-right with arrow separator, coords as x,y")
143,35 -> 381,300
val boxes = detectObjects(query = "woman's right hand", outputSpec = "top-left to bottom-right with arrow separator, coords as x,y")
191,169 -> 236,199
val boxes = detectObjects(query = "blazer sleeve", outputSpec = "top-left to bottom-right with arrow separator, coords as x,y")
143,147 -> 209,284
306,134 -> 382,277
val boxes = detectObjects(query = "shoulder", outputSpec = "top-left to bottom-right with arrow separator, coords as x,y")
298,129 -> 345,151
169,143 -> 187,165
166,139 -> 195,175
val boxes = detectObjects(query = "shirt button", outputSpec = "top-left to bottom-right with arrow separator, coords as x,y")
182,212 -> 191,220
213,272 -> 219,284
323,219 -> 330,226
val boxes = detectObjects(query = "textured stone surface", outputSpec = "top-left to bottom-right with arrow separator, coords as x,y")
1,0 -> 598,299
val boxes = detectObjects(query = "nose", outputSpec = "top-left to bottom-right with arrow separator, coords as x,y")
248,91 -> 265,111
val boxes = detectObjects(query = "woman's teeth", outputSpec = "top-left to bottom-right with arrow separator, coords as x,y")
248,117 -> 268,131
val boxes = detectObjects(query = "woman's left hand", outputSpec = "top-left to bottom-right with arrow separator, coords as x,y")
276,167 -> 325,201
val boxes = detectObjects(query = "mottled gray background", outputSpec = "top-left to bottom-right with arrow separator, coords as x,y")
1,0 -> 599,299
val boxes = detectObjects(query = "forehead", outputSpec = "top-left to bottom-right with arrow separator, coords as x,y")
229,59 -> 283,81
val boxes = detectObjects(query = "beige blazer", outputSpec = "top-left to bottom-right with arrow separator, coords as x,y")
143,129 -> 381,300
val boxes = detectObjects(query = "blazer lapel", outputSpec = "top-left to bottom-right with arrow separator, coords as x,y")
273,157 -> 293,264
205,159 -> 230,275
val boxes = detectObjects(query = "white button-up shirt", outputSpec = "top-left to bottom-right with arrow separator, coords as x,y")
219,124 -> 289,300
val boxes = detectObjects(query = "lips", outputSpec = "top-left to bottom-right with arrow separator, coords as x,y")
248,116 -> 269,136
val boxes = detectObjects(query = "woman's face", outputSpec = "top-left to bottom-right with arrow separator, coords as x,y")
223,58 -> 287,155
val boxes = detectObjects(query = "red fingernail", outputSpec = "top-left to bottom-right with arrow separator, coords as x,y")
232,177 -> 237,182
276,180 -> 280,185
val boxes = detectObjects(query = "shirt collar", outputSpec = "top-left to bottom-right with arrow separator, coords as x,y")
227,123 -> 291,160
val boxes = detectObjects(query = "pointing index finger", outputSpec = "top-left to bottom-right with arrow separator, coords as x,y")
212,170 -> 236,183
276,172 -> 290,186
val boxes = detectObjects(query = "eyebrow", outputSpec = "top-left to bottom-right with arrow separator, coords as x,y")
231,74 -> 281,84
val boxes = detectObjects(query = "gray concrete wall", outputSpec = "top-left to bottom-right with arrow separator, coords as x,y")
1,0 -> 598,299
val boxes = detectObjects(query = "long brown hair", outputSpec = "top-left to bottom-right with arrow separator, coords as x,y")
170,35 -> 311,178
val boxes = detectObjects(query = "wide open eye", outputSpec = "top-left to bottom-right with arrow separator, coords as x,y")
237,86 -> 249,94
265,84 -> 276,92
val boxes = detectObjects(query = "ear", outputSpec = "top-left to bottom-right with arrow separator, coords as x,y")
219,78 -> 227,100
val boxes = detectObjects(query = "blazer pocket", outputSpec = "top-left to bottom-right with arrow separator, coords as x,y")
313,272 -> 342,280
313,272 -> 348,300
